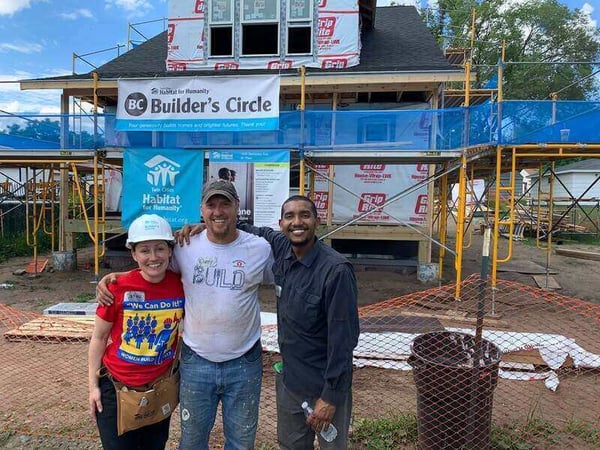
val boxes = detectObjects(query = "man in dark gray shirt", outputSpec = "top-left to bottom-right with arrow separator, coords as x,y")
240,195 -> 359,449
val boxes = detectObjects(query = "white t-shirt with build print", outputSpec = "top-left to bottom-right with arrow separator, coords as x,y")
172,230 -> 273,362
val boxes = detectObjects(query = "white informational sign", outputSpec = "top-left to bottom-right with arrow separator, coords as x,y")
104,169 -> 123,212
313,164 -> 429,225
116,76 -> 280,132
208,150 -> 290,228
452,178 -> 486,206
166,0 -> 359,71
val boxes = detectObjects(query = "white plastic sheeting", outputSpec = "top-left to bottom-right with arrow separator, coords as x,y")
259,312 -> 600,391
167,0 -> 360,71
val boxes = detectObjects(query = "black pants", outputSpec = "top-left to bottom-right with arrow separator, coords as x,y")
96,374 -> 171,450
276,372 -> 352,450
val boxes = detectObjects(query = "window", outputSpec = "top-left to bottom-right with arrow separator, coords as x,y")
242,0 -> 279,56
209,0 -> 234,56
287,0 -> 312,54
243,0 -> 278,21
361,120 -> 394,143
206,0 -> 316,59
288,0 -> 311,20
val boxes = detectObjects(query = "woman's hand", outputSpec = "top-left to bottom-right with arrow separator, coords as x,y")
88,385 -> 103,420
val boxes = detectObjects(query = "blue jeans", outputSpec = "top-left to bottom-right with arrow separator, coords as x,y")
178,340 -> 263,450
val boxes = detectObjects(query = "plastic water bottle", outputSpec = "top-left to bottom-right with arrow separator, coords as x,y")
301,401 -> 338,442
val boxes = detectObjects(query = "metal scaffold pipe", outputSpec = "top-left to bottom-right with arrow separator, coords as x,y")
454,154 -> 468,300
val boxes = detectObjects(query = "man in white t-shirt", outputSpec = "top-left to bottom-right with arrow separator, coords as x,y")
97,180 -> 273,450
174,180 -> 273,450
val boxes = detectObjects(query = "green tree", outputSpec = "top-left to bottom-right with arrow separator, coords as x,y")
3,118 -> 97,148
422,0 -> 600,99
5,118 -> 60,142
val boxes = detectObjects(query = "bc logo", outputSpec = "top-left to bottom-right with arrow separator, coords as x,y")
124,92 -> 147,116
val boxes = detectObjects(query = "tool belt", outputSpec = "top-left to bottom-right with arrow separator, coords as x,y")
99,361 -> 180,436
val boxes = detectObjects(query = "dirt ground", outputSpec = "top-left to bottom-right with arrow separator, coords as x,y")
1,228 -> 599,311
0,230 -> 599,449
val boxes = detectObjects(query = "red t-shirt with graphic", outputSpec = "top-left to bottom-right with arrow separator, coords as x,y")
96,269 -> 185,387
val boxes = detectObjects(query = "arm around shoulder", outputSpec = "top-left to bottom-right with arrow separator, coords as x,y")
238,222 -> 282,247
96,272 -> 126,305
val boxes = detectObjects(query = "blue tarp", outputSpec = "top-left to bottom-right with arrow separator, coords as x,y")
1,101 -> 598,152
0,133 -> 60,149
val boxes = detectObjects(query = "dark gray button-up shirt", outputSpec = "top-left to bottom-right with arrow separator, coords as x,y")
241,224 -> 359,405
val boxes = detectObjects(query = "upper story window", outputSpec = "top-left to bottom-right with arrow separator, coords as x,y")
206,0 -> 316,59
209,0 -> 234,57
287,0 -> 312,54
242,0 -> 280,56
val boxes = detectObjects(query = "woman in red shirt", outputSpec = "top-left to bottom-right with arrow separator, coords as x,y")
88,214 -> 185,449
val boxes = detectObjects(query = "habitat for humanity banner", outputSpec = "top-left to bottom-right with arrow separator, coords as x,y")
208,150 -> 289,228
122,148 -> 203,228
116,76 -> 279,132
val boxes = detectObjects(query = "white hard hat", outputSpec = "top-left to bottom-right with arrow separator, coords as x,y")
126,214 -> 174,248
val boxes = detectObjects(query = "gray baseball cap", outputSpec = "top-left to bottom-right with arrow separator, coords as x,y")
202,180 -> 239,204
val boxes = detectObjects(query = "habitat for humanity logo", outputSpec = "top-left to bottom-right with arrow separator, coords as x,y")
142,155 -> 182,213
145,155 -> 180,186
210,151 -> 233,161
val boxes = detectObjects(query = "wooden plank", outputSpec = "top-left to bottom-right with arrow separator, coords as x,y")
502,349 -> 573,367
532,275 -> 561,290
318,224 -> 428,241
556,248 -> 600,261
25,258 -> 48,274
498,260 -> 557,274
4,333 -> 90,343
65,219 -> 125,234
400,309 -> 466,318
3,316 -> 93,342
398,310 -> 509,328
47,314 -> 96,324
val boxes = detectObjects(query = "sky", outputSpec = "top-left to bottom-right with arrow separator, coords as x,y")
0,0 -> 598,115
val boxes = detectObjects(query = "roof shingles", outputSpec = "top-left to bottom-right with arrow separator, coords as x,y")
26,6 -> 454,82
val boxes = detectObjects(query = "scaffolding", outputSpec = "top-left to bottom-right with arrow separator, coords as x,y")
2,100 -> 600,289
3,24 -> 600,291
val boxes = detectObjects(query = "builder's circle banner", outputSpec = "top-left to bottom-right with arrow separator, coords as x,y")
116,76 -> 280,132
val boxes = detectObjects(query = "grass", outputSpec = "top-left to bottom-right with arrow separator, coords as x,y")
0,230 -> 93,264
563,419 -> 600,447
521,232 -> 600,247
348,414 -> 600,450
491,419 -> 559,449
256,444 -> 277,450
350,413 -> 417,449
0,232 -> 52,263
2,417 -> 598,449
0,431 -> 14,446
72,292 -> 96,303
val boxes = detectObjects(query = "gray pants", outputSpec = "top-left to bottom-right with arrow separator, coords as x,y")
276,373 -> 352,450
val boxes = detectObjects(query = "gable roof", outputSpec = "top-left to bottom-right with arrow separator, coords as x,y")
528,159 -> 600,178
555,159 -> 600,174
22,6 -> 455,83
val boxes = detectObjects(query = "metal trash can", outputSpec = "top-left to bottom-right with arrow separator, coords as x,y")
409,331 -> 502,450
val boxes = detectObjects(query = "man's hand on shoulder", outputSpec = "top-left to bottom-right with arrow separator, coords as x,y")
174,223 -> 205,246
96,273 -> 123,306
